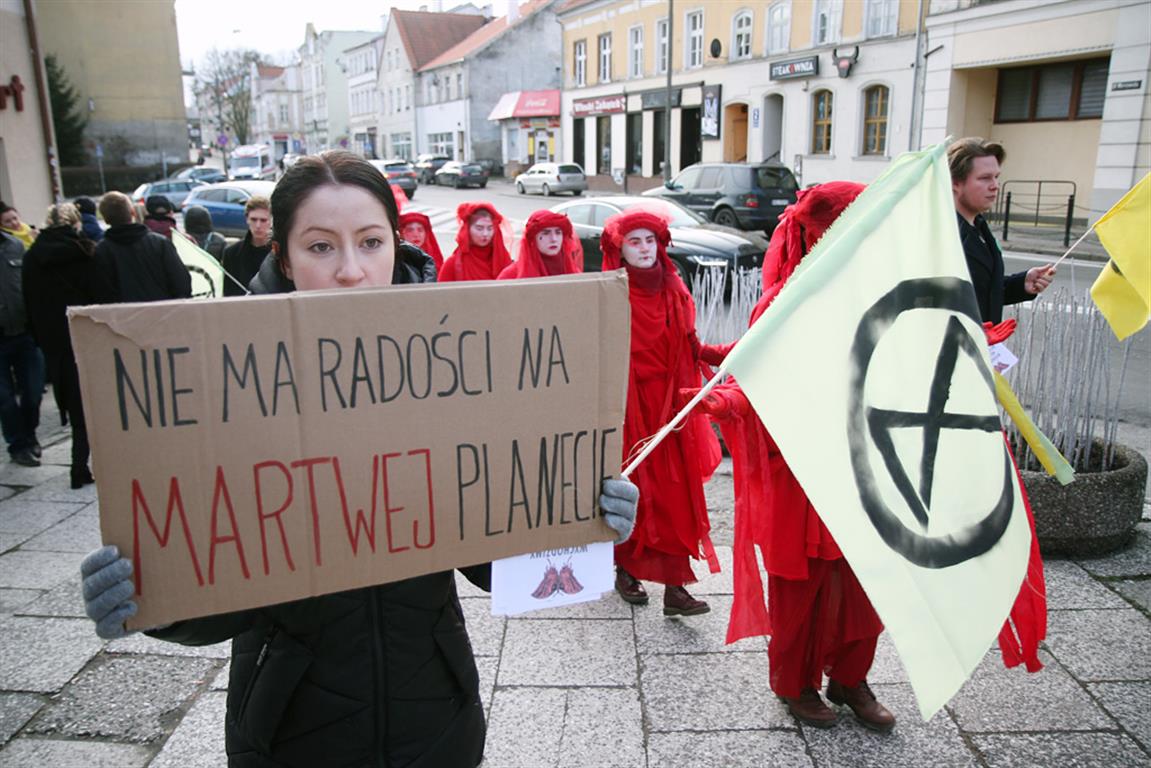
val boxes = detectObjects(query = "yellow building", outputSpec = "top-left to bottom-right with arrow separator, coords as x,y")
0,0 -> 59,214
35,0 -> 187,167
558,0 -> 924,189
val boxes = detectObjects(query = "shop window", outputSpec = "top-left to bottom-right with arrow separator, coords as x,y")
811,90 -> 833,154
626,112 -> 643,174
862,85 -> 888,155
572,118 -> 586,168
653,108 -> 667,175
596,115 -> 612,174
732,11 -> 753,61
995,58 -> 1110,122
767,2 -> 790,55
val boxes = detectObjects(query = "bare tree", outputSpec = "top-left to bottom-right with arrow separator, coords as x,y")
193,48 -> 263,147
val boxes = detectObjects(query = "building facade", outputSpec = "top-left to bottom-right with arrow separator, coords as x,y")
1,0 -> 58,211
298,25 -> 376,153
558,0 -> 923,189
345,37 -> 382,158
35,0 -> 186,167
922,0 -> 1151,221
250,63 -> 303,162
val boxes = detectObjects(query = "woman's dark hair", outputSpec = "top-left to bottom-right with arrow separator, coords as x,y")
271,150 -> 399,273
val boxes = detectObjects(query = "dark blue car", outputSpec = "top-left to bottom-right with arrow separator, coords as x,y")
182,181 -> 276,238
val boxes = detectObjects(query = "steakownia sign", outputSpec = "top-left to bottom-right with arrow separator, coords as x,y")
69,273 -> 630,628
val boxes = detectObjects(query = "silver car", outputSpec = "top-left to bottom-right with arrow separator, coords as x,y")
514,162 -> 587,196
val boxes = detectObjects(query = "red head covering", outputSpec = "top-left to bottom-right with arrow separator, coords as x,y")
398,211 -> 444,272
751,181 -> 865,323
390,184 -> 409,210
438,202 -> 512,282
499,210 -> 582,280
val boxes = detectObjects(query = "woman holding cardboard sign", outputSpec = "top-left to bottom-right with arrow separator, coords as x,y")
601,207 -> 729,617
79,151 -> 640,768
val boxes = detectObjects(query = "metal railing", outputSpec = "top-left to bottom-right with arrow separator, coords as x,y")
989,179 -> 1078,246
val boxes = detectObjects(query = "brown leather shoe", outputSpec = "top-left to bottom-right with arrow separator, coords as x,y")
662,585 -> 710,616
780,688 -> 837,728
615,568 -> 649,605
826,679 -> 896,732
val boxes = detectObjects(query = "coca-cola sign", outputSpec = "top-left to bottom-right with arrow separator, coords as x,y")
572,94 -> 626,116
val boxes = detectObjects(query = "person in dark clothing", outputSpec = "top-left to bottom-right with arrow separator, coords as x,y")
79,151 -> 640,768
222,195 -> 272,295
948,138 -> 1055,323
74,196 -> 104,242
143,195 -> 178,240
93,192 -> 191,303
21,203 -> 101,488
182,205 -> 227,262
0,226 -> 44,467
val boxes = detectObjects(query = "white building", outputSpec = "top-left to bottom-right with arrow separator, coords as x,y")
298,24 -> 376,153
345,36 -> 383,158
250,63 -> 303,161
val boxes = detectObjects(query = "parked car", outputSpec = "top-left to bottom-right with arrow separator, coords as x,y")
182,180 -> 277,237
414,154 -> 451,184
549,196 -> 768,290
129,179 -> 207,212
642,161 -> 798,233
514,163 -> 587,196
229,144 -> 278,181
172,166 -> 227,185
435,161 -> 488,189
369,159 -> 418,199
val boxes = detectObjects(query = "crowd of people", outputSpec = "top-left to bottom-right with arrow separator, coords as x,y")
4,135 -> 1055,766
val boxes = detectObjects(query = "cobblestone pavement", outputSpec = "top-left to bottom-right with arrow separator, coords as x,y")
0,397 -> 1148,768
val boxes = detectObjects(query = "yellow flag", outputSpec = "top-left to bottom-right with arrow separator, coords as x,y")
1091,172 -> 1151,340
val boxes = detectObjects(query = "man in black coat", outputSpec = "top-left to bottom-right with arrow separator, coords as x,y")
948,138 -> 1055,323
222,195 -> 273,296
93,191 -> 191,303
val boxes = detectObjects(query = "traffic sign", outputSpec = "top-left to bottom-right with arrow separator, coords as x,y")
217,133 -> 229,147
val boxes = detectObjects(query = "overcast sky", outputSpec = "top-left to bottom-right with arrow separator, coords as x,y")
174,1 -> 518,70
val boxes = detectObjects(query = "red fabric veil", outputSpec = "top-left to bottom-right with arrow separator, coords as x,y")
438,202 -> 512,282
498,210 -> 583,279
601,208 -> 721,584
398,211 -> 445,272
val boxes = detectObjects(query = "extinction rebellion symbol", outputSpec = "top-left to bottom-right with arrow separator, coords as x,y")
847,277 -> 1015,569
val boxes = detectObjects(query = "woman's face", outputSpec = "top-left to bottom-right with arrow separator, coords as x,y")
534,226 -> 564,257
0,210 -> 20,230
620,228 -> 658,269
400,221 -> 427,248
468,213 -> 494,248
284,185 -> 395,291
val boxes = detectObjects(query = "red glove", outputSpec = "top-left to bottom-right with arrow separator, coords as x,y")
699,341 -> 738,367
983,319 -> 1017,346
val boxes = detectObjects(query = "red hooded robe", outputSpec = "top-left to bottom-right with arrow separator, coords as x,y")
498,210 -> 583,280
439,202 -> 512,282
398,211 -> 445,273
603,208 -> 722,585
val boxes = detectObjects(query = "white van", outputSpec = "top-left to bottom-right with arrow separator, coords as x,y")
229,144 -> 277,181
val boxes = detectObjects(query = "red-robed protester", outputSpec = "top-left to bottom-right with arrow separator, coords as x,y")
498,210 -> 583,280
398,211 -> 445,273
602,208 -> 724,617
438,202 -> 512,282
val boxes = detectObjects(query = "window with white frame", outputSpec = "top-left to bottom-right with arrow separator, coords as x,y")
628,25 -> 644,78
732,11 -> 753,61
279,103 -> 289,123
405,84 -> 411,110
813,0 -> 842,46
598,33 -> 612,83
767,2 -> 790,55
429,132 -> 453,156
456,73 -> 463,98
656,19 -> 669,74
686,10 -> 704,69
865,0 -> 897,38
574,39 -> 587,86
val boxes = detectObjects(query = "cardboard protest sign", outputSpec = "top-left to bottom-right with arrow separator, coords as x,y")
69,273 -> 630,628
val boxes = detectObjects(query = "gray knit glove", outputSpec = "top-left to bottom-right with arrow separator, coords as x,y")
600,478 -> 639,544
80,545 -> 137,639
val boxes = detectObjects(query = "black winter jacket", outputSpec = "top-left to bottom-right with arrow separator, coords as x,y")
0,231 -> 28,335
93,223 -> 192,303
223,233 -> 274,296
152,244 -> 487,768
957,213 -> 1032,324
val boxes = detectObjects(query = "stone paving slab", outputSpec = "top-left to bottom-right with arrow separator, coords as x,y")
1113,579 -> 1151,614
1077,523 -> 1151,578
866,632 -> 909,684
13,474 -> 99,504
0,532 -> 31,555
689,544 -> 735,595
0,588 -> 40,616
18,511 -> 103,553
0,462 -> 69,488
149,690 -> 227,768
0,738 -> 152,767
1088,681 -> 1151,751
461,596 -> 506,657
498,618 -> 636,687
0,617 -> 104,693
0,692 -> 43,746
477,656 -> 498,718
104,633 -> 231,660
634,593 -> 765,654
641,652 -> 788,731
950,650 -> 1111,732
482,687 -> 566,768
507,592 -> 634,620
647,730 -> 813,768
0,486 -> 16,503
16,578 -> 85,618
1045,608 -> 1151,681
0,498 -> 84,536
971,732 -> 1151,768
1044,560 -> 1131,609
26,654 -> 217,743
0,550 -> 82,590
807,683 -> 976,768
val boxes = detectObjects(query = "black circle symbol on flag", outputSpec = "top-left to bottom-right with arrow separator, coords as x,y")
187,264 -> 219,298
847,277 -> 1015,569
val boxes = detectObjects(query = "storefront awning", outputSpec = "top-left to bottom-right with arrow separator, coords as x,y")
487,90 -> 561,121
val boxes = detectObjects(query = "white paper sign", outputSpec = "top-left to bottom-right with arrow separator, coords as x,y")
491,542 -> 614,615
988,342 -> 1018,373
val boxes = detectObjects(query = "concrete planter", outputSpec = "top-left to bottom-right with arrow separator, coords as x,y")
1021,441 -> 1148,557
